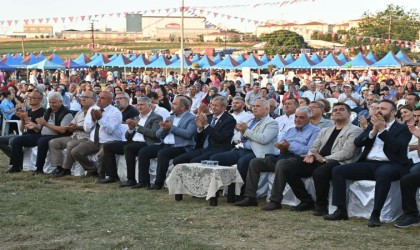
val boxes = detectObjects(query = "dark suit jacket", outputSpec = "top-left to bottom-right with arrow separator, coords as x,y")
195,112 -> 236,150
125,111 -> 162,145
354,121 -> 413,170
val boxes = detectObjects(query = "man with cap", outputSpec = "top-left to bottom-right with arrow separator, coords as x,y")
338,84 -> 363,113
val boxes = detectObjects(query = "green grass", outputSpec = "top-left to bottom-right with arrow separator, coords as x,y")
0,152 -> 419,249
0,38 -> 253,59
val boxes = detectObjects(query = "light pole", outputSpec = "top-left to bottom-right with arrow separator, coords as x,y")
180,0 -> 185,74
90,20 -> 98,51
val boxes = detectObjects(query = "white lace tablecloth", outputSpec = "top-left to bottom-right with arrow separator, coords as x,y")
166,163 -> 244,200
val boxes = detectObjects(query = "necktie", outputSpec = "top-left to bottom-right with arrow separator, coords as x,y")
203,117 -> 218,149
93,109 -> 104,145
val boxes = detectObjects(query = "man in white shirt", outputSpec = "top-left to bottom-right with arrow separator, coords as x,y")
245,83 -> 261,111
70,91 -> 123,177
98,97 -> 163,185
338,84 -> 363,113
230,96 -> 254,144
302,81 -> 324,101
188,85 -> 201,114
275,98 -> 298,141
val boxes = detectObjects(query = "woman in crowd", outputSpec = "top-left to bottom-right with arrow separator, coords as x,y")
156,85 -> 171,111
1,90 -> 24,134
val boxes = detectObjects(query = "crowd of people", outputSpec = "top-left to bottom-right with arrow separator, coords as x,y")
1,64 -> 420,229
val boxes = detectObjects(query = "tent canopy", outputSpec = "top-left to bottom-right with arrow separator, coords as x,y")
74,53 -> 91,66
312,53 -> 344,69
105,54 -> 132,67
86,54 -> 111,67
284,53 -> 295,64
48,53 -> 65,64
213,55 -> 239,69
263,54 -> 288,68
337,52 -> 349,63
26,59 -> 66,70
196,55 -> 216,68
343,52 -> 373,68
371,51 -> 403,68
236,53 -> 264,69
62,59 -> 85,69
366,51 -> 378,63
147,55 -> 172,68
169,55 -> 192,68
310,53 -> 322,64
284,54 -> 315,68
126,54 -> 151,68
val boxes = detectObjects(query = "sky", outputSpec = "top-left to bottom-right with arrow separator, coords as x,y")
0,0 -> 418,34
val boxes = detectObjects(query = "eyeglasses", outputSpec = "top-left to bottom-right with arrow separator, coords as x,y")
332,108 -> 347,112
28,96 -> 42,100
369,106 -> 379,110
80,96 -> 93,99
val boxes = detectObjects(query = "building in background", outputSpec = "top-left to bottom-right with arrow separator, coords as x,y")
11,25 -> 53,38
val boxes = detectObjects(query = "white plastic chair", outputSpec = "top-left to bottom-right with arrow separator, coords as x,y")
1,115 -> 22,136
326,98 -> 338,114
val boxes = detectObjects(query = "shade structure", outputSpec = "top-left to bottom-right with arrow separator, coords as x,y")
213,55 -> 239,69
48,53 -> 64,64
21,53 -> 42,65
15,54 -> 24,62
366,51 -> 378,63
263,54 -> 288,68
86,54 -> 111,67
396,51 -> 418,66
310,53 -> 322,64
169,55 -> 192,68
126,54 -> 151,68
0,61 -> 16,70
2,54 -> 22,67
170,54 -> 180,63
259,54 -> 270,64
284,54 -> 316,69
190,53 -> 201,63
236,53 -> 264,69
235,54 -> 246,64
26,59 -> 66,70
148,54 -> 159,62
284,53 -> 295,64
90,52 -> 100,60
74,53 -> 91,66
37,54 -> 45,61
129,54 -> 138,61
337,52 -> 349,63
109,53 -> 119,61
62,59 -> 85,69
343,52 -> 373,68
196,55 -> 216,68
311,53 -> 344,69
147,55 -> 172,68
371,51 -> 403,68
105,54 -> 132,67
212,54 -> 223,63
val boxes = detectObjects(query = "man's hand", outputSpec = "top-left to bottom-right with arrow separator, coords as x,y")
235,122 -> 248,134
25,121 -> 38,130
303,155 -> 315,163
160,119 -> 172,132
126,118 -> 137,130
371,113 -> 386,133
408,125 -> 420,139
16,110 -> 28,120
274,141 -> 289,153
67,123 -> 78,132
91,109 -> 102,122
35,117 -> 48,126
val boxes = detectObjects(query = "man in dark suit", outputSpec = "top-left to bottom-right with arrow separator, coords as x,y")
97,97 -> 162,185
138,95 -> 196,190
172,95 -> 236,164
324,99 -> 413,227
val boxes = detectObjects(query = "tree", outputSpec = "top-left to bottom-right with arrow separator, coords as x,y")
260,30 -> 308,55
358,4 -> 420,41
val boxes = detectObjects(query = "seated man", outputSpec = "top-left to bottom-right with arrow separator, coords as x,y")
325,99 -> 413,227
210,98 -> 279,186
70,91 -> 122,177
235,106 -> 320,207
173,95 -> 236,164
114,92 -> 139,122
304,103 -> 362,215
230,96 -> 254,144
5,87 -> 46,172
97,97 -> 162,185
48,90 -> 97,177
308,101 -> 334,129
137,95 -> 196,190
9,92 -> 73,175
394,117 -> 420,228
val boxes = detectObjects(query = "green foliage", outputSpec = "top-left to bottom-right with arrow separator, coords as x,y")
230,35 -> 240,43
358,4 -> 420,41
310,31 -> 340,42
260,30 -> 308,55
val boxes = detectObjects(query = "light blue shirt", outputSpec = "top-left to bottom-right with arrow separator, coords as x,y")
1,99 -> 16,120
279,123 -> 320,156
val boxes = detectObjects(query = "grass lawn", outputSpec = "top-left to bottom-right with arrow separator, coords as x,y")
0,151 -> 419,250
